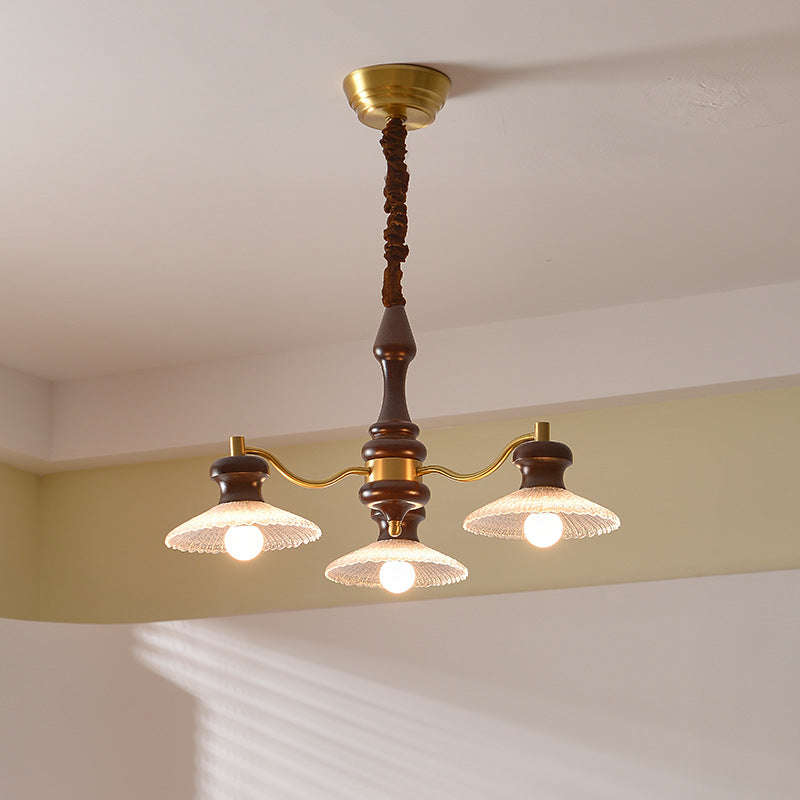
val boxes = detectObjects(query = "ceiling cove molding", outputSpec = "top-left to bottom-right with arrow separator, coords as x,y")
1,281 -> 798,471
0,364 -> 50,470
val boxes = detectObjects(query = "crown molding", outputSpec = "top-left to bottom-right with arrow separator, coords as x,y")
0,281 -> 797,472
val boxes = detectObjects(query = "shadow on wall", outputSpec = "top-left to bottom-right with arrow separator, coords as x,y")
435,27 -> 800,95
133,571 -> 800,799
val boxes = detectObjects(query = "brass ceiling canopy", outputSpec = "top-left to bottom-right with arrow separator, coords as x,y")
343,64 -> 450,130
165,64 -> 620,593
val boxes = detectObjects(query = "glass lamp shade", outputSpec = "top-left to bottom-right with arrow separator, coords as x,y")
325,539 -> 468,589
463,486 -> 620,540
165,500 -> 321,554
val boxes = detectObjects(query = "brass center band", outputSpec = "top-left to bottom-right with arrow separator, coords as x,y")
366,458 -> 422,483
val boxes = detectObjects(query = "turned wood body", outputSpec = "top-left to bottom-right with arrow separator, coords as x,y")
358,306 -> 430,537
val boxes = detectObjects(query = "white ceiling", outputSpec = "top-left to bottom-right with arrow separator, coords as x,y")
1,1 -> 799,380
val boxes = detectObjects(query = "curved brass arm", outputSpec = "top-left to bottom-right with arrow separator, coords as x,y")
417,432 -> 537,483
229,436 -> 368,489
244,447 -> 369,489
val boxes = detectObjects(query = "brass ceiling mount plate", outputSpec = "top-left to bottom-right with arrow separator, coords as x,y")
343,64 -> 450,130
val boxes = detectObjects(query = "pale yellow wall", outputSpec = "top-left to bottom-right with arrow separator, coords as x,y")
0,464 -> 40,619
29,385 -> 800,623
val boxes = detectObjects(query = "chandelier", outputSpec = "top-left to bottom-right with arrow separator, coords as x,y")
165,64 -> 620,594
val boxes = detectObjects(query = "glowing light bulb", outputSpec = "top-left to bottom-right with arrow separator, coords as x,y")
379,560 -> 416,594
523,512 -> 563,548
224,525 -> 264,561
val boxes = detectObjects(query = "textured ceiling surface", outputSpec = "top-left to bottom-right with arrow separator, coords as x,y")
1,1 -> 799,379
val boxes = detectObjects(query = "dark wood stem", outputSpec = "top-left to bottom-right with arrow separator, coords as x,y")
359,306 -> 430,528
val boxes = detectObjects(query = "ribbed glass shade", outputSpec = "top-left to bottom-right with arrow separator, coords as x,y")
165,500 -> 321,553
463,486 -> 620,540
325,539 -> 468,588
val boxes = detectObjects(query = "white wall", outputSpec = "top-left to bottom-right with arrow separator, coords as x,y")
2,570 -> 799,799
